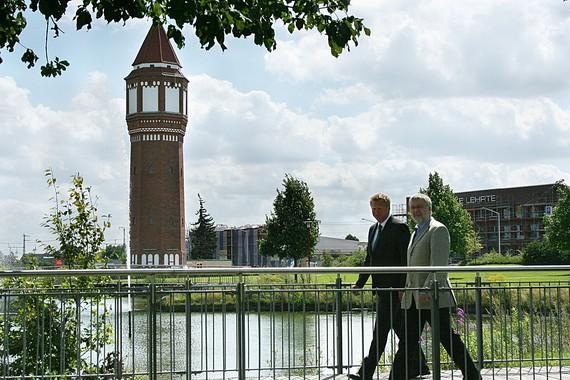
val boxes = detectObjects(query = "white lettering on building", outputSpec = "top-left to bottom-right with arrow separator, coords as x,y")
457,194 -> 496,205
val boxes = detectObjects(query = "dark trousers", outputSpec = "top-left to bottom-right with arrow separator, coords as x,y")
392,300 -> 480,380
357,292 -> 429,380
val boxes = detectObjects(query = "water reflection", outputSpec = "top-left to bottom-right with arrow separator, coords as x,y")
117,310 -> 398,378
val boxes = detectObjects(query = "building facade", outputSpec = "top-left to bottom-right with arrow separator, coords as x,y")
455,183 -> 562,254
213,225 -> 284,267
126,25 -> 189,267
209,225 -> 364,267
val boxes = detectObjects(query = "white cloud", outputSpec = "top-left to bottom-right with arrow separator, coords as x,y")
0,75 -> 129,249
265,0 -> 570,98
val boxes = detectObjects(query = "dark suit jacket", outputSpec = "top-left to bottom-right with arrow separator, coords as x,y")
355,216 -> 411,289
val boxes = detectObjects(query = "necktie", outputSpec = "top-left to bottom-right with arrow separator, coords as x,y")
411,226 -> 419,244
372,223 -> 382,251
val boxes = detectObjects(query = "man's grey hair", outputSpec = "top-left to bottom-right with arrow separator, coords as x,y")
409,193 -> 432,211
369,192 -> 391,208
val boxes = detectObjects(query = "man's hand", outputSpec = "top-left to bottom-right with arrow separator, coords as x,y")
419,293 -> 431,304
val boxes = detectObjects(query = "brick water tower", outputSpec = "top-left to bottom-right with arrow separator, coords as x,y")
125,25 -> 188,267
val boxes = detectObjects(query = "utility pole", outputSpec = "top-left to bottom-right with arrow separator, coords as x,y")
482,207 -> 501,255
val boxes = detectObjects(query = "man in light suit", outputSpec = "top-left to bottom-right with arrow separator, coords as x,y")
396,193 -> 481,380
349,193 -> 429,380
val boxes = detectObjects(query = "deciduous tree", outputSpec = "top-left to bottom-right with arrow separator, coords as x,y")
0,170 -> 115,376
189,193 -> 217,260
0,0 -> 370,76
259,174 -> 319,266
419,172 -> 482,260
42,169 -> 110,269
544,180 -> 570,253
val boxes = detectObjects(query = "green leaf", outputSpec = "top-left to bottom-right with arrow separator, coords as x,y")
75,7 -> 93,30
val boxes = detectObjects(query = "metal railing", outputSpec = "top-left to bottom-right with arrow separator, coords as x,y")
0,266 -> 569,379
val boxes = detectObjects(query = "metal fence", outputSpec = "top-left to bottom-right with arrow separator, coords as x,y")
0,266 -> 569,379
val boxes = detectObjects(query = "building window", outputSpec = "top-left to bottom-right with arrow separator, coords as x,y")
142,85 -> 159,112
128,87 -> 137,114
165,86 -> 180,113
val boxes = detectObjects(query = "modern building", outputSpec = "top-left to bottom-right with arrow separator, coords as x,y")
455,182 -> 563,254
126,25 -> 189,267
211,225 -> 281,267
210,225 -> 364,267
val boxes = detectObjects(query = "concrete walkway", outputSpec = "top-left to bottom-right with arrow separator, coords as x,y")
268,368 -> 570,380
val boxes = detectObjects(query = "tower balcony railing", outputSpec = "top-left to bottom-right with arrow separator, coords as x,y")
0,266 -> 569,379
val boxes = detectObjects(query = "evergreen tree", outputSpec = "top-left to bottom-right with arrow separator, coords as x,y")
419,172 -> 482,260
345,234 -> 359,241
544,180 -> 570,253
190,194 -> 217,260
259,174 -> 319,266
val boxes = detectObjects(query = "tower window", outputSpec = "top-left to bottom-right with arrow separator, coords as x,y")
128,87 -> 137,114
142,85 -> 159,112
165,86 -> 180,113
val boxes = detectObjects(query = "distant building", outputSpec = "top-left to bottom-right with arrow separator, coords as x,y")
211,225 -> 364,267
312,236 -> 365,266
214,225 -> 283,267
314,236 -> 364,255
455,182 -> 562,254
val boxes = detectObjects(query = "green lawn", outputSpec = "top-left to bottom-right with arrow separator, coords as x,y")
449,269 -> 570,283
277,270 -> 570,285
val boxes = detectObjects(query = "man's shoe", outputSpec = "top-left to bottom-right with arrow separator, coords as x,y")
409,369 -> 430,378
462,372 -> 482,380
347,374 -> 361,380
419,368 -> 431,376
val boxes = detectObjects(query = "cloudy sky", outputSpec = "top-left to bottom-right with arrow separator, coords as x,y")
1,0 -> 569,254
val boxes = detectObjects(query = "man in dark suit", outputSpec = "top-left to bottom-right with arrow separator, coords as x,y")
349,193 -> 429,380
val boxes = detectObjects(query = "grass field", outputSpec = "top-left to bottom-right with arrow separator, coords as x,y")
247,269 -> 570,286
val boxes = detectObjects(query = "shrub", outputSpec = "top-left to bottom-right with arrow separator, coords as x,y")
467,251 -> 523,265
522,240 -> 570,265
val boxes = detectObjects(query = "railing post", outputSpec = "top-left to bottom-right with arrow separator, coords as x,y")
335,275 -> 343,375
115,281 -> 123,379
236,281 -> 246,380
474,272 -> 483,371
185,279 -> 192,380
148,277 -> 157,380
430,279 -> 440,380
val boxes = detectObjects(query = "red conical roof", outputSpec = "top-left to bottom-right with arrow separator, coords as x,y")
132,25 -> 181,66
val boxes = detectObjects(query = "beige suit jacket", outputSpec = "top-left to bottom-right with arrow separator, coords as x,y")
401,217 -> 457,310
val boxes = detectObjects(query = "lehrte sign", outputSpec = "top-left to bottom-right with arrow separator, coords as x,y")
457,194 -> 496,205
